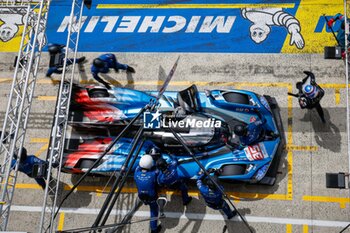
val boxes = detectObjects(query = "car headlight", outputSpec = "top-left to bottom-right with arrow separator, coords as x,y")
252,163 -> 270,181
259,96 -> 271,112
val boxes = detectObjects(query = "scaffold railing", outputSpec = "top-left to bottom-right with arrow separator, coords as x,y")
39,0 -> 85,232
0,0 -> 51,231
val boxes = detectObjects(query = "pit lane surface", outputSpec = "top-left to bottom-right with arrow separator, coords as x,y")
0,53 -> 349,233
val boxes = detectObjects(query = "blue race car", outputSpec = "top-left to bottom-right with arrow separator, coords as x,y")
61,84 -> 285,185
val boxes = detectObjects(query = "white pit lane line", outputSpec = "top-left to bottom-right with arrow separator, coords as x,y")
9,205 -> 349,228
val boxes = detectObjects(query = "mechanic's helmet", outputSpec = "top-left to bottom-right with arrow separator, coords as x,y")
48,44 -> 62,54
303,85 -> 318,98
149,147 -> 161,160
206,176 -> 218,190
19,147 -> 27,163
234,124 -> 247,137
149,147 -> 160,156
139,154 -> 154,170
156,158 -> 168,172
105,54 -> 117,62
93,58 -> 106,69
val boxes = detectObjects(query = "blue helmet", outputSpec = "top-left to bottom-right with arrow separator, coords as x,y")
303,85 -> 318,98
48,43 -> 64,54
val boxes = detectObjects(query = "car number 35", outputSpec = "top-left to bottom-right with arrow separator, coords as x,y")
244,144 -> 267,161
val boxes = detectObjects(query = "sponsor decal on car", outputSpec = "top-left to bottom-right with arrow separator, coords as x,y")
244,143 -> 268,161
143,110 -> 222,129
249,116 -> 256,122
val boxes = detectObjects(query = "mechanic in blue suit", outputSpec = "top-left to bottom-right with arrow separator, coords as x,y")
289,71 -> 325,123
11,147 -> 47,189
327,13 -> 350,50
46,43 -> 85,77
91,53 -> 135,89
197,171 -> 236,219
156,157 -> 192,206
234,115 -> 267,147
134,154 -> 162,233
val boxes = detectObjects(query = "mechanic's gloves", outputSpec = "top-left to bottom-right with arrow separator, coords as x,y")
327,18 -> 335,28
127,66 -> 136,73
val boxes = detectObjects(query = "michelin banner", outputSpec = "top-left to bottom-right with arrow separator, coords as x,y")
0,0 -> 346,53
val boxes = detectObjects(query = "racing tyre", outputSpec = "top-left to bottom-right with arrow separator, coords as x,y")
89,89 -> 109,98
220,164 -> 246,176
78,159 -> 95,169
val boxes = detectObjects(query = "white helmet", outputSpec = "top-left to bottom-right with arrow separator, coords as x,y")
139,154 -> 154,170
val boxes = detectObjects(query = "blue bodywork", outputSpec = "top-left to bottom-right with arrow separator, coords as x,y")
64,84 -> 284,184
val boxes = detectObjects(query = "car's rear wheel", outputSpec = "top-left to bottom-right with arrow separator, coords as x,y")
78,159 -> 95,169
220,164 -> 246,176
89,89 -> 109,98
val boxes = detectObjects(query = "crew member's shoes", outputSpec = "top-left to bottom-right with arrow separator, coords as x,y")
227,210 -> 237,220
183,196 -> 193,206
45,73 -> 51,78
126,66 -> 136,73
77,56 -> 86,64
151,224 -> 162,233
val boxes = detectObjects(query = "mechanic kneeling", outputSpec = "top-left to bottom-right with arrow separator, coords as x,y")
11,147 -> 47,189
197,170 -> 236,219
134,154 -> 162,233
46,43 -> 85,78
91,53 -> 135,89
156,157 -> 192,206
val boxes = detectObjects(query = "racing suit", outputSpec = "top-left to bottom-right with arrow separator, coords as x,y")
328,13 -> 350,50
197,174 -> 235,219
91,53 -> 129,88
157,158 -> 192,205
46,44 -> 85,77
11,155 -> 47,189
239,117 -> 266,147
134,166 -> 160,232
294,73 -> 325,123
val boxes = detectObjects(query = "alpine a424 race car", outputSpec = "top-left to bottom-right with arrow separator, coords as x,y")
59,83 -> 285,185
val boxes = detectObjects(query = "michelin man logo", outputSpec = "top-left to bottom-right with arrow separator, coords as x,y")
0,7 -> 46,44
144,110 -> 162,129
241,8 -> 305,49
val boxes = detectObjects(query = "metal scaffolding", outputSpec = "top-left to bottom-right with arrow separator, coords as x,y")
345,0 -> 350,178
0,0 -> 51,231
39,0 -> 85,232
